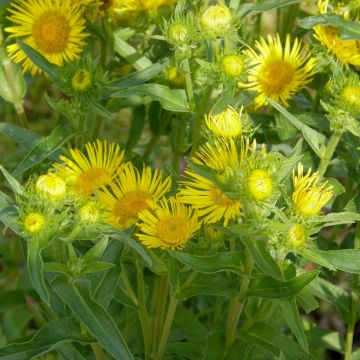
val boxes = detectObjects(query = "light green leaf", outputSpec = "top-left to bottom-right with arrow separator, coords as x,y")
12,125 -> 75,177
0,165 -> 24,195
300,14 -> 360,40
267,98 -> 327,158
82,236 -> 109,265
0,191 -> 20,234
170,251 -> 246,274
81,261 -> 115,274
320,212 -> 360,227
240,0 -> 300,17
247,270 -> 320,299
280,299 -> 309,353
52,278 -> 133,360
0,317 -> 89,360
112,84 -> 190,112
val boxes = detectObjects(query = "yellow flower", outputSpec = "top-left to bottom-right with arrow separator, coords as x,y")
292,163 -> 333,216
246,169 -> 273,201
99,162 -> 171,230
55,140 -> 124,197
79,201 -> 100,224
178,169 -> 241,226
200,4 -> 232,38
136,197 -> 200,250
23,212 -> 45,234
36,173 -> 67,201
221,54 -> 244,78
242,34 -> 316,107
5,0 -> 88,76
205,106 -> 243,139
71,69 -> 92,92
314,0 -> 360,66
287,224 -> 306,248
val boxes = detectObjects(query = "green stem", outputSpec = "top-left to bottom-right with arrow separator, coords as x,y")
345,223 -> 360,359
317,131 -> 342,179
137,264 -> 152,360
152,276 -> 168,355
225,253 -> 253,348
121,270 -> 138,306
91,115 -> 102,141
155,292 -> 178,360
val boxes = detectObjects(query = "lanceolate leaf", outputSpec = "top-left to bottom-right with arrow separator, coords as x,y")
247,270 -> 320,299
0,123 -> 40,151
0,165 -> 24,195
12,125 -> 75,177
0,317 -> 89,360
0,191 -> 20,234
111,84 -> 190,112
170,251 -> 247,274
239,0 -> 300,17
52,278 -> 133,360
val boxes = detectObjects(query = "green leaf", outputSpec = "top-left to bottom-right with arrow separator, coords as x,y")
240,0 -> 300,16
113,32 -> 153,70
280,299 -> 309,353
52,279 -> 133,360
125,105 -> 145,155
0,317 -> 89,360
0,165 -> 24,195
175,273 -> 239,300
267,98 -> 327,158
27,237 -> 49,303
305,326 -> 345,354
0,289 -> 39,312
300,248 -> 336,271
170,251 -> 246,274
243,322 -> 310,360
0,123 -> 40,151
43,262 -> 69,274
112,84 -> 190,112
0,191 -> 20,234
88,98 -> 113,120
104,230 -> 152,267
320,212 -> 360,227
82,236 -> 109,265
247,270 -> 320,299
12,125 -> 75,177
17,41 -> 59,80
81,261 -> 115,274
245,241 -> 283,280
302,249 -> 360,274
112,58 -> 170,89
300,14 -> 360,40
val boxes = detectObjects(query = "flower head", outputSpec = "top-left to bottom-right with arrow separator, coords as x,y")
99,162 -> 171,230
221,54 -> 244,79
136,197 -> 200,250
200,4 -> 232,38
36,173 -> 67,202
242,34 -> 316,107
314,0 -> 360,66
178,169 -> 241,226
55,140 -> 124,197
246,169 -> 273,201
79,201 -> 100,224
23,212 -> 45,234
5,0 -> 88,75
71,69 -> 92,92
205,106 -> 243,139
287,223 -> 306,248
292,164 -> 333,216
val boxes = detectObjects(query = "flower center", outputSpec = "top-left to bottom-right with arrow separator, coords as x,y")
259,60 -> 295,95
210,188 -> 231,206
75,168 -> 112,195
114,191 -> 149,228
247,169 -> 273,201
297,188 -> 323,216
72,69 -> 92,91
32,11 -> 70,54
24,213 -> 45,234
158,216 -> 187,245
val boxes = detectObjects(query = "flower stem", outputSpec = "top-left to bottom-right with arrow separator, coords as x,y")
317,131 -> 342,179
155,292 -> 178,360
136,263 -> 152,360
225,253 -> 253,348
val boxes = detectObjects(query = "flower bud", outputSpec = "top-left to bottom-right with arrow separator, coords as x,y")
222,54 -> 244,78
79,201 -> 100,224
23,212 -> 45,234
36,173 -> 67,201
200,4 -> 232,38
246,169 -> 273,201
205,106 -> 242,138
341,85 -> 360,108
71,69 -> 92,92
167,23 -> 189,46
287,224 -> 306,248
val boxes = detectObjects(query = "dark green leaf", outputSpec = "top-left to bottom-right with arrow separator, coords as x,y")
52,278 -> 133,360
81,261 -> 115,274
0,191 -> 20,234
0,123 -> 40,151
240,0 -> 300,16
0,165 -> 24,195
170,251 -> 246,274
112,84 -> 190,112
0,317 -> 88,360
12,125 -> 75,177
247,271 -> 320,299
